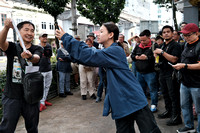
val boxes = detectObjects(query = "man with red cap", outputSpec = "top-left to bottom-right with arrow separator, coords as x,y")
172,23 -> 200,133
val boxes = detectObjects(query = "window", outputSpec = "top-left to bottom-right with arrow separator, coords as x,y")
158,15 -> 161,18
41,22 -> 46,29
16,18 -> 23,24
49,23 -> 54,30
1,14 -> 7,26
88,26 -> 93,33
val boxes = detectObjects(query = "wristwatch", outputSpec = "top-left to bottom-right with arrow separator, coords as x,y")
161,50 -> 165,55
184,63 -> 188,69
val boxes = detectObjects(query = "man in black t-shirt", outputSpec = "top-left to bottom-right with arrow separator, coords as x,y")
87,32 -> 99,49
173,23 -> 200,133
38,33 -> 53,112
0,19 -> 43,133
154,25 -> 182,126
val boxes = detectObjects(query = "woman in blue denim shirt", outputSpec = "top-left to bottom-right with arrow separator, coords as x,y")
56,22 -> 161,133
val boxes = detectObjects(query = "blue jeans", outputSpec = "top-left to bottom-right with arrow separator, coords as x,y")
132,61 -> 137,76
180,83 -> 200,132
59,72 -> 71,94
136,72 -> 158,106
97,68 -> 106,98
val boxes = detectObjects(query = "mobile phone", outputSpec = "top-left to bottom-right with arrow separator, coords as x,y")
168,62 -> 173,66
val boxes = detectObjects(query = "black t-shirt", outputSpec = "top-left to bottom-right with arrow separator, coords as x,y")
39,43 -> 52,72
93,41 -> 99,49
4,42 -> 43,99
181,39 -> 200,87
159,40 -> 182,77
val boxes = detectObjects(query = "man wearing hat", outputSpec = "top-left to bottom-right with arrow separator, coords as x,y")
172,23 -> 200,133
87,32 -> 99,49
38,32 -> 53,112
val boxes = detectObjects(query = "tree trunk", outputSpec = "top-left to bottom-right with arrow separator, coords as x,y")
71,0 -> 78,36
172,1 -> 178,31
54,16 -> 60,49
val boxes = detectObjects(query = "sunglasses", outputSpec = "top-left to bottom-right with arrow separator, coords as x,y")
183,32 -> 195,37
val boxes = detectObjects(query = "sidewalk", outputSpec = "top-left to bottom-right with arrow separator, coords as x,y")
15,88 -> 195,133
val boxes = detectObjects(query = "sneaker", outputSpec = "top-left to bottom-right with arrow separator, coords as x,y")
150,105 -> 157,113
95,97 -> 102,103
45,101 -> 52,106
176,127 -> 195,133
66,91 -> 73,95
157,110 -> 171,119
90,94 -> 96,99
166,115 -> 182,126
40,104 -> 47,112
82,95 -> 87,100
59,93 -> 67,98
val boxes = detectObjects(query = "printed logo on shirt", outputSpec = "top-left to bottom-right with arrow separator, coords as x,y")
12,56 -> 22,84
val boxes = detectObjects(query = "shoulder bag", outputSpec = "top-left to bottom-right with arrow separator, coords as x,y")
16,44 -> 44,104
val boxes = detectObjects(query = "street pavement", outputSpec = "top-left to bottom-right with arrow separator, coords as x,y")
15,88 -> 197,133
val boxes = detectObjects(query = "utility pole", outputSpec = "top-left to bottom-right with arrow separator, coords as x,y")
71,0 -> 77,36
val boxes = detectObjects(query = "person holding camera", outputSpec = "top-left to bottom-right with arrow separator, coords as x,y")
0,19 -> 43,132
131,29 -> 158,113
56,22 -> 161,133
154,25 -> 182,126
172,23 -> 200,133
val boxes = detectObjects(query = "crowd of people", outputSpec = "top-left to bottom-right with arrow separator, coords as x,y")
0,17 -> 200,133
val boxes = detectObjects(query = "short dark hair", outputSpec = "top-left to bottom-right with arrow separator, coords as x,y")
181,22 -> 188,25
155,35 -> 164,41
162,25 -> 173,33
17,21 -> 35,31
174,30 -> 180,35
139,29 -> 151,37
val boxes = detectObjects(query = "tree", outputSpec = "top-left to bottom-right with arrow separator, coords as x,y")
27,0 -> 70,48
76,0 -> 126,26
153,0 -> 178,30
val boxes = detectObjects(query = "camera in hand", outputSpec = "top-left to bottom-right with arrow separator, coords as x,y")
136,53 -> 142,56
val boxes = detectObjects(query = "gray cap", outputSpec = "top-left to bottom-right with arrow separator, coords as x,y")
39,32 -> 48,37
87,32 -> 95,38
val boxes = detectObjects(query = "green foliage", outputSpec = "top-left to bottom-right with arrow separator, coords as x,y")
27,0 -> 70,19
0,70 -> 6,119
0,70 -> 6,92
153,0 -> 172,8
51,55 -> 57,65
153,0 -> 176,10
77,0 -> 126,25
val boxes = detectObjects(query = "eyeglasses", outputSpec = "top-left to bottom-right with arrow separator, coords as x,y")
183,33 -> 195,37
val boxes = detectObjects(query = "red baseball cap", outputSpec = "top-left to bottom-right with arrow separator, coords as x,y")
180,23 -> 199,34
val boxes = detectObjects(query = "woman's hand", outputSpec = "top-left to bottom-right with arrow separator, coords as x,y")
55,26 -> 65,40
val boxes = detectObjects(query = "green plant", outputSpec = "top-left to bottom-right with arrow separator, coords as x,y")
77,0 -> 126,25
27,0 -> 70,49
0,70 -> 6,119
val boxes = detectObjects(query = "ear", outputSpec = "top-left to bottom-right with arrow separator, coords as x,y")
109,32 -> 114,39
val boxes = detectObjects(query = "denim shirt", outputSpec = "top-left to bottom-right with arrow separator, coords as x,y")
61,33 -> 147,119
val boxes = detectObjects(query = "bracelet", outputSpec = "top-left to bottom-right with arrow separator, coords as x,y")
185,63 -> 188,69
161,50 -> 165,55
27,55 -> 34,61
